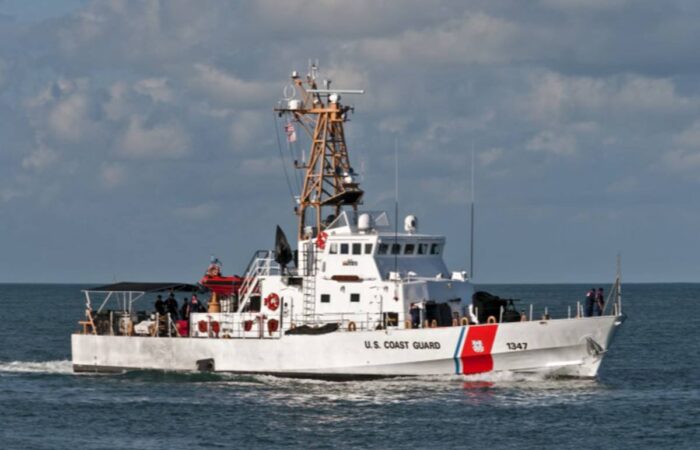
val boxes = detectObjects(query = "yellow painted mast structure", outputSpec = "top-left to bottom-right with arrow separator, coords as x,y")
275,66 -> 364,240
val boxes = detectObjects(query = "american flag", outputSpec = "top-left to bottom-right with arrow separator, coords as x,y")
284,122 -> 297,143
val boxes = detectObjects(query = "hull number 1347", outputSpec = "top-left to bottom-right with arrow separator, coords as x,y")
506,342 -> 528,351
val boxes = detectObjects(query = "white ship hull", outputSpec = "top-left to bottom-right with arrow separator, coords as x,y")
72,315 -> 624,379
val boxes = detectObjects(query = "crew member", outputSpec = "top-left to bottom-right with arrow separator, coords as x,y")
154,295 -> 166,315
180,297 -> 189,321
186,294 -> 205,317
585,288 -> 595,317
409,303 -> 421,328
165,292 -> 179,320
595,287 -> 605,316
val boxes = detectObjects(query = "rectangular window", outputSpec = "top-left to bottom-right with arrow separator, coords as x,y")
340,243 -> 349,254
350,293 -> 360,303
404,243 -> 415,255
418,243 -> 427,255
430,243 -> 441,255
321,294 -> 330,303
364,243 -> 374,254
352,243 -> 362,255
378,243 -> 389,255
329,243 -> 338,254
391,243 -> 401,255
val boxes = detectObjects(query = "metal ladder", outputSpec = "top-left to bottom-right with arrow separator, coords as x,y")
301,242 -> 318,323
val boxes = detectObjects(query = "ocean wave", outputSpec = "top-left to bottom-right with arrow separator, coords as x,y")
0,360 -> 73,374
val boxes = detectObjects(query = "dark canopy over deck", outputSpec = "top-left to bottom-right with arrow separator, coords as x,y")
86,282 -> 201,293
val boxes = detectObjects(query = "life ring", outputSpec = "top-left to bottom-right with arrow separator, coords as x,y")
347,321 -> 357,332
460,317 -> 469,326
211,321 -> 220,336
316,231 -> 328,250
267,319 -> 279,335
264,293 -> 280,311
243,320 -> 253,332
198,320 -> 208,333
487,316 -> 497,324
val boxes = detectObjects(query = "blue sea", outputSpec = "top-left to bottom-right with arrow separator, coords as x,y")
1,283 -> 698,449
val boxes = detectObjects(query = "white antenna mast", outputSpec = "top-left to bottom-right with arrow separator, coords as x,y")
393,135 -> 399,301
470,143 -> 475,279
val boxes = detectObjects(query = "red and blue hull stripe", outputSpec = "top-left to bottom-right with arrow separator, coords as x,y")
453,324 -> 499,375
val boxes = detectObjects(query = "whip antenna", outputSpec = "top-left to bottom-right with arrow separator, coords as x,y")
470,143 -> 475,279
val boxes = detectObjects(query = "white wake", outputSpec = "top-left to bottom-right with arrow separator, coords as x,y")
0,360 -> 73,374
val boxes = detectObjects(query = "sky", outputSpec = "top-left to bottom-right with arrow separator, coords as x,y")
1,0 -> 699,284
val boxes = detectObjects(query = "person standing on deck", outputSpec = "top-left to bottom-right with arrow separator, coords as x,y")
409,303 -> 421,328
585,288 -> 596,317
165,292 -> 179,320
180,297 -> 189,321
185,294 -> 205,318
595,287 -> 605,316
154,295 -> 166,315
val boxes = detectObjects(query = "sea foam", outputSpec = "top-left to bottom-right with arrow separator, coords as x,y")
0,360 -> 73,374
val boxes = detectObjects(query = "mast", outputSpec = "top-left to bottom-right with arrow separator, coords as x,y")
470,144 -> 475,279
275,64 -> 365,240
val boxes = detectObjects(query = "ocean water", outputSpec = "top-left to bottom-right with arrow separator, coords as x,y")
1,283 -> 698,449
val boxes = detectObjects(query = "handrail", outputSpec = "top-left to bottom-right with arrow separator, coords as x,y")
236,250 -> 281,312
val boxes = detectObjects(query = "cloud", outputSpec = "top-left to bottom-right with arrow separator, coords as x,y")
118,116 -> 189,159
134,78 -> 173,103
606,176 -> 640,194
674,119 -> 700,149
24,78 -> 101,143
539,0 -> 628,11
173,201 -> 221,221
21,144 -> 58,172
229,111 -> 265,151
99,162 -> 126,188
662,120 -> 700,173
526,131 -> 576,156
238,157 -> 283,177
0,187 -> 23,203
664,150 -> 700,173
478,147 -> 504,167
189,63 -> 271,106
358,12 -> 519,65
527,72 -> 693,124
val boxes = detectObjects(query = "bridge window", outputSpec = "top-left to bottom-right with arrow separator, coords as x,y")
321,294 -> 331,303
404,243 -> 415,255
430,243 -> 441,255
364,243 -> 374,254
340,243 -> 349,254
352,243 -> 362,255
391,243 -> 401,255
378,243 -> 389,255
418,243 -> 427,255
329,243 -> 338,254
350,293 -> 360,303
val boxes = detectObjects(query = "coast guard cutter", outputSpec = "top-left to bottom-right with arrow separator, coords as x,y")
72,64 -> 625,378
